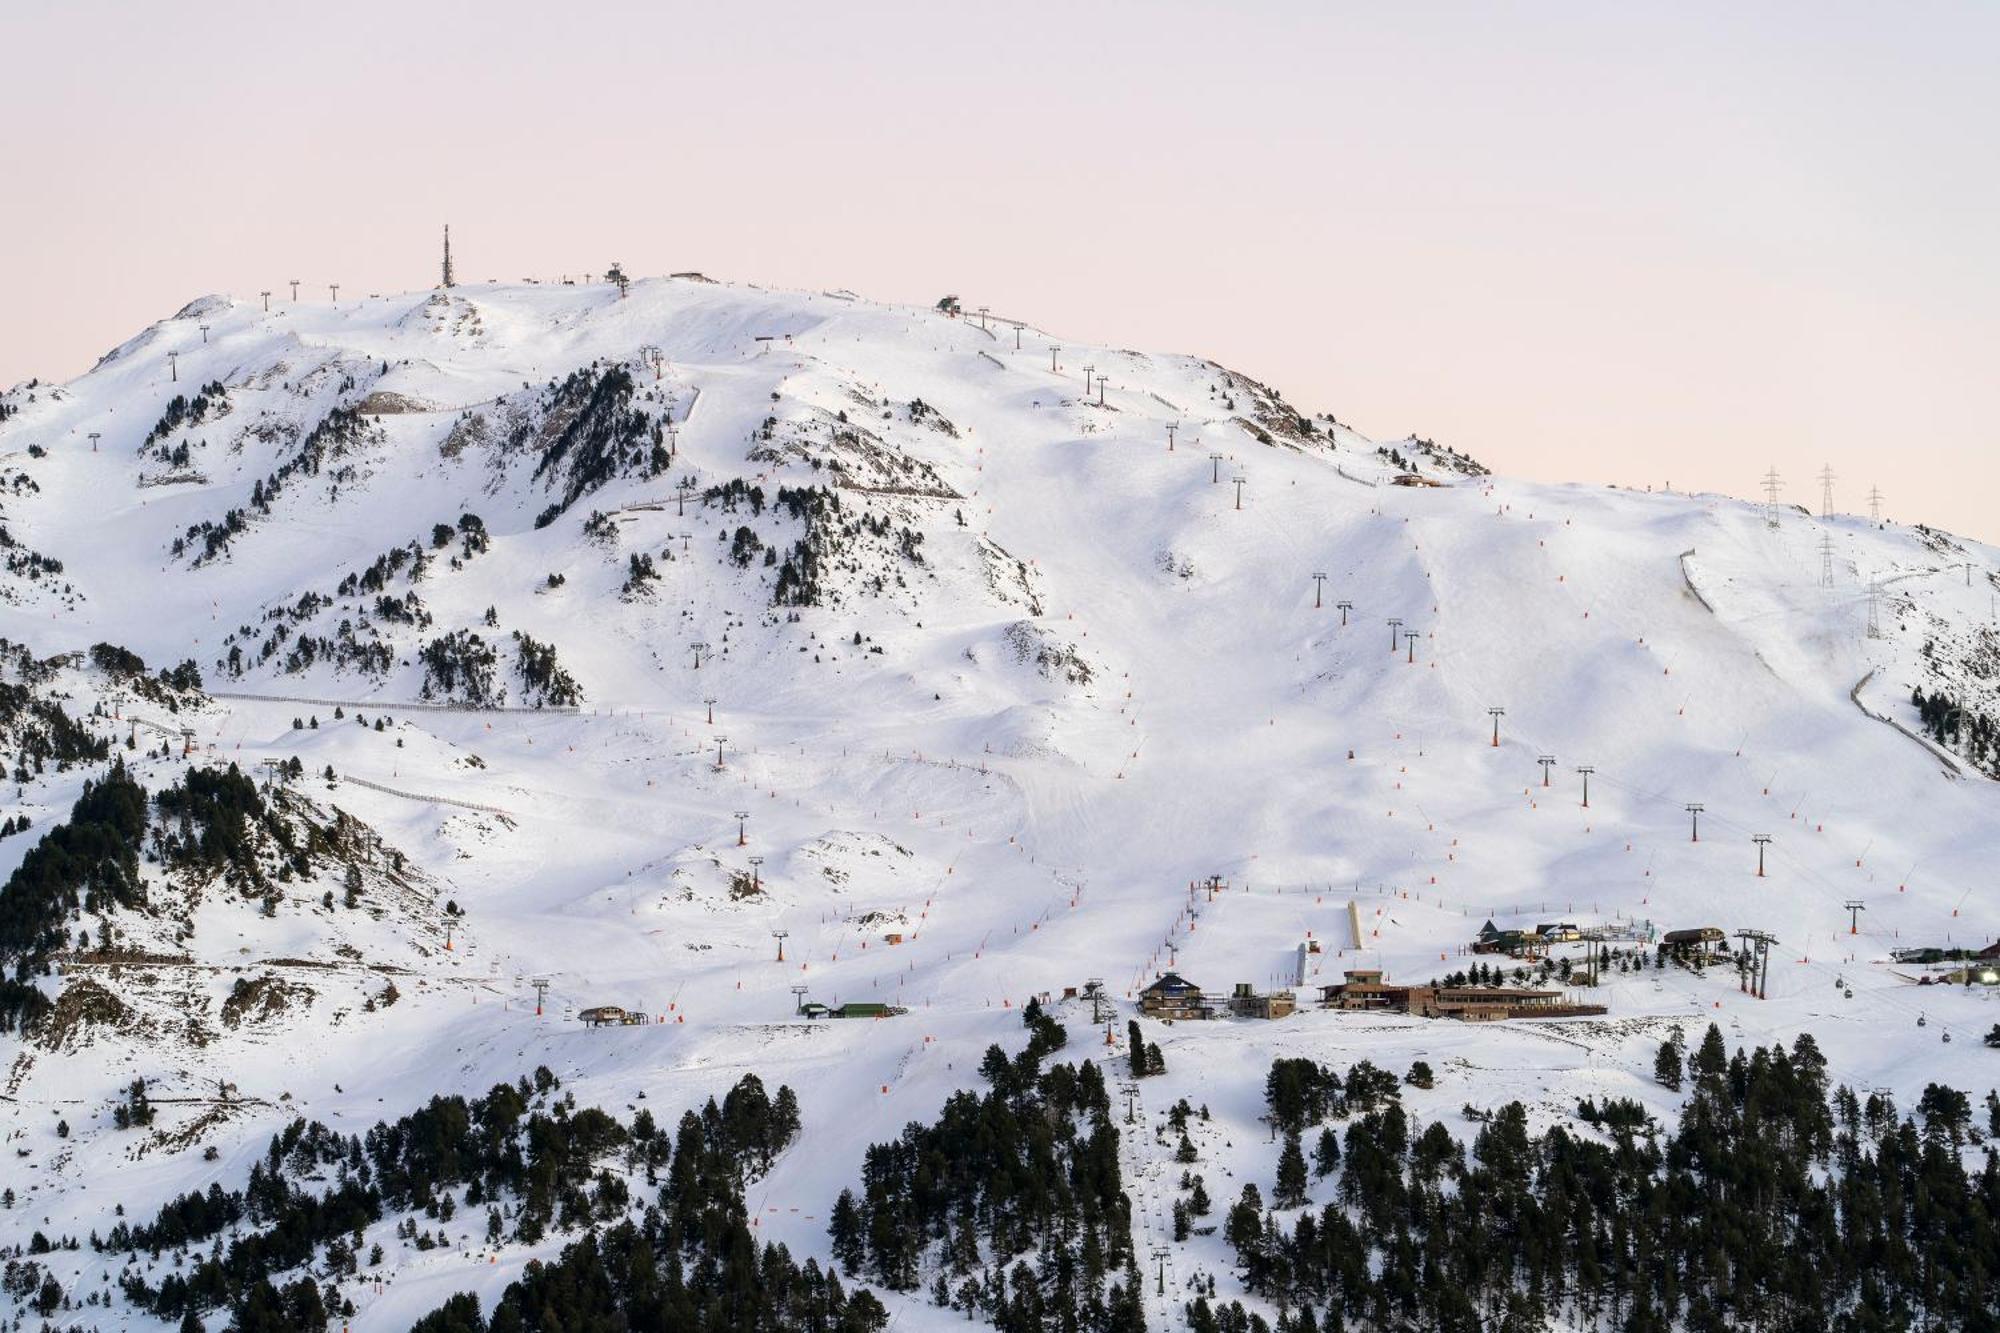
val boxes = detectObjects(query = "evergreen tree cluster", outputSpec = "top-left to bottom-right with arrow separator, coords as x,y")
1913,686 -> 1998,773
523,364 -> 665,528
143,381 -> 228,448
772,485 -> 840,607
219,515 -> 487,683
829,1016 -> 1146,1332
1127,1019 -> 1165,1078
104,1069 -> 827,1331
0,761 -> 147,1032
88,640 -> 205,710
1205,1029 -> 2000,1333
0,678 -> 109,780
151,762 -> 308,892
419,630 -> 500,705
510,631 -> 583,707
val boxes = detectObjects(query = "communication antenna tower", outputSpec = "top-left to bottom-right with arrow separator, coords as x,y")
441,224 -> 456,289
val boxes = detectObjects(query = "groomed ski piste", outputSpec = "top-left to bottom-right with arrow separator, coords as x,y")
1,274 -> 1996,1328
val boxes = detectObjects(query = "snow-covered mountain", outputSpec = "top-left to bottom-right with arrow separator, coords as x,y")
2,275 -> 1997,1329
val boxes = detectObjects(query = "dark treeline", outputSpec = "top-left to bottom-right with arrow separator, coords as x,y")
510,631 -> 582,707
106,1068 -> 836,1331
830,997 -> 1148,1332
0,761 -> 147,1032
1197,1028 -> 2000,1333
2,640 -> 111,779
525,363 -> 668,528
0,757 -> 289,1033
1913,686 -> 1997,774
152,762 -> 307,891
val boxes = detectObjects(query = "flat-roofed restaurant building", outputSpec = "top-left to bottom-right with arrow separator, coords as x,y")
1320,969 -> 1606,1021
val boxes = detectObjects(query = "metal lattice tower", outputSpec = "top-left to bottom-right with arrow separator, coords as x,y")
1762,466 -> 1784,528
1818,463 -> 1836,518
1868,484 -> 1884,524
442,224 -> 455,289
1866,575 -> 1883,639
1819,533 -> 1836,588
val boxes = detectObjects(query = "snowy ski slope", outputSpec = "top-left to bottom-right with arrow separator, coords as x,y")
1,275 -> 1997,1328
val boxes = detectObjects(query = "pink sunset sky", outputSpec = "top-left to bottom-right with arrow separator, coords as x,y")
4,1 -> 1995,539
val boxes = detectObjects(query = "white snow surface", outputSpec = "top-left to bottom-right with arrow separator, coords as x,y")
1,275 -> 1998,1328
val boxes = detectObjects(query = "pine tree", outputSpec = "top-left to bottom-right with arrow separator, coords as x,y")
1274,1135 -> 1309,1209
1654,1039 -> 1684,1091
1692,1023 -> 1728,1082
829,1189 -> 865,1273
1312,1127 -> 1340,1178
